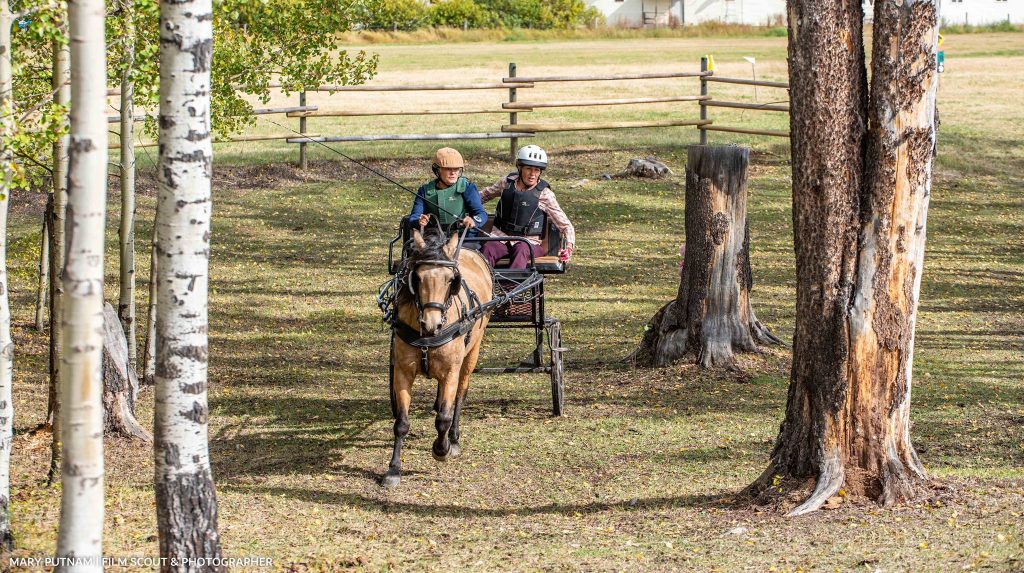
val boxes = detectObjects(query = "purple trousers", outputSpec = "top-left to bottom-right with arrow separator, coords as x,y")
482,240 -> 545,269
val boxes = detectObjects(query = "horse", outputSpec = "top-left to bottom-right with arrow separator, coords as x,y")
382,225 -> 494,488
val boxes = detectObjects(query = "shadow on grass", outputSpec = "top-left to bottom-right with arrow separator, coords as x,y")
220,482 -> 733,518
209,397 -> 384,479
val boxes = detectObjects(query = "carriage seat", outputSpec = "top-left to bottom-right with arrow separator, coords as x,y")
390,215 -> 566,275
479,215 -> 566,274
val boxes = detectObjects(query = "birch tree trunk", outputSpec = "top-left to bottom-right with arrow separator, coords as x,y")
629,145 -> 780,369
747,0 -> 939,515
55,0 -> 107,566
141,237 -> 157,386
118,0 -> 138,373
47,26 -> 71,484
35,204 -> 50,331
154,0 -> 224,566
0,0 -> 17,551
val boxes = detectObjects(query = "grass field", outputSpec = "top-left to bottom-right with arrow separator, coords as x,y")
6,33 -> 1024,571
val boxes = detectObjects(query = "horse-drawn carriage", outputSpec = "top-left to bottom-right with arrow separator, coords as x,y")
381,215 -> 568,416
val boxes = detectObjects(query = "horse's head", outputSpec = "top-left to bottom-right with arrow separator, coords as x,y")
408,228 -> 462,336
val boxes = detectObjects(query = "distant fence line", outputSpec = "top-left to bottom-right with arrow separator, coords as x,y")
106,58 -> 791,159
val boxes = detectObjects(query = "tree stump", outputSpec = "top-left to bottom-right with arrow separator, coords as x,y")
102,302 -> 151,441
629,145 -> 781,369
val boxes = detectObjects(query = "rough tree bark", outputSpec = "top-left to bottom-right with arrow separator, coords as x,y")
629,145 -> 781,369
118,0 -> 138,373
153,0 -> 225,567
102,303 -> 150,441
55,0 -> 107,566
0,0 -> 16,551
747,0 -> 940,515
47,24 -> 70,484
141,231 -> 157,386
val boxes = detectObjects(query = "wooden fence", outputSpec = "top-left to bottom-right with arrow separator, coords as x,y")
106,58 -> 791,160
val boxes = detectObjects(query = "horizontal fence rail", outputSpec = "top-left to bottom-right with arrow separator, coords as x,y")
106,105 -> 319,124
289,132 -> 534,143
286,108 -> 515,117
503,95 -> 708,110
501,119 -> 710,133
501,71 -> 710,83
313,82 -> 535,92
700,100 -> 789,112
705,76 -> 790,89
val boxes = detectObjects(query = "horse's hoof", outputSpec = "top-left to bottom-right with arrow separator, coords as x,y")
448,443 -> 461,459
432,443 -> 451,462
381,473 -> 401,488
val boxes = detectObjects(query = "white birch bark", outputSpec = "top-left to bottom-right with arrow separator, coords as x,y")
153,0 -> 224,565
47,26 -> 71,483
0,0 -> 16,551
55,0 -> 107,567
118,0 -> 137,372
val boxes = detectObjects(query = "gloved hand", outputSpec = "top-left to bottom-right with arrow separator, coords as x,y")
460,215 -> 476,229
418,214 -> 430,228
558,244 -> 574,263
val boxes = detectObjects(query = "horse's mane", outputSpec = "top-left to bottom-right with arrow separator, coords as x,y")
395,226 -> 452,308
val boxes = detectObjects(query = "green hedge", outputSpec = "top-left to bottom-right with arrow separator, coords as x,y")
360,0 -> 603,31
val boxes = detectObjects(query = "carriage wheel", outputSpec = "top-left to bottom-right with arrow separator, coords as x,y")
548,320 -> 564,417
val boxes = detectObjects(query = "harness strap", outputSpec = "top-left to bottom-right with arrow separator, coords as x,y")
393,317 -> 475,349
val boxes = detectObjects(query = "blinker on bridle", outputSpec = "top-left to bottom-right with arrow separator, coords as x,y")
408,259 -> 462,330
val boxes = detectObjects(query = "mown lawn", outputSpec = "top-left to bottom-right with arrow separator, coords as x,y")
6,33 -> 1024,571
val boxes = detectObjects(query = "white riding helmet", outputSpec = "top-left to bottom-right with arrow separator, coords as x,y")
516,145 -> 548,169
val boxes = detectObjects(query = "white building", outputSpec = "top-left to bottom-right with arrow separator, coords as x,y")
928,0 -> 1020,25
587,0 -> 1024,27
585,0 -> 786,27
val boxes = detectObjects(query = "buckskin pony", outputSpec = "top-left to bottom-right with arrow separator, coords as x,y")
383,226 -> 493,488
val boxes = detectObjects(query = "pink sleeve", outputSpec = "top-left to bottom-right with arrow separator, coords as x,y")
538,189 -> 575,246
479,177 -> 507,203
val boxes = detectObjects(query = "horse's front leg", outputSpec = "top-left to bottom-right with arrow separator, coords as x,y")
382,348 -> 415,488
432,363 -> 461,462
449,335 -> 484,458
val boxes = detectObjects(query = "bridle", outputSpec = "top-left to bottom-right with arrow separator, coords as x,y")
408,258 -> 462,330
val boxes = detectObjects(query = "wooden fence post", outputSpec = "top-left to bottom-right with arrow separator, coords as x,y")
508,62 -> 518,161
298,90 -> 308,169
700,56 -> 708,145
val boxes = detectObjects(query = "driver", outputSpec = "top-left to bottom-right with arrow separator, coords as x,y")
478,145 -> 575,269
408,147 -> 487,236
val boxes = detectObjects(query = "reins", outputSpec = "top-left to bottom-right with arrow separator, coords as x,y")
260,116 -> 496,238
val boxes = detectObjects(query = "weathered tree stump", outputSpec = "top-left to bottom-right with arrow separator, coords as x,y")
102,302 -> 151,441
629,145 -> 781,369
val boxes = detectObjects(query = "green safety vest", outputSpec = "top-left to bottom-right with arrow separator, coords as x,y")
423,176 -> 468,226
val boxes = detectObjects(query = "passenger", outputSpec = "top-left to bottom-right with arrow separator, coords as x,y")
409,147 -> 487,237
478,145 -> 575,269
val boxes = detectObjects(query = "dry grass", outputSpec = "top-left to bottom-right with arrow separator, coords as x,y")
7,33 -> 1024,572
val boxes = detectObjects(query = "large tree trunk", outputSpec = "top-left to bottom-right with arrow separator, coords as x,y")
102,303 -> 151,441
629,145 -> 781,369
153,0 -> 224,567
55,0 -> 108,566
47,26 -> 70,485
747,0 -> 939,515
118,0 -> 138,373
0,0 -> 16,551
